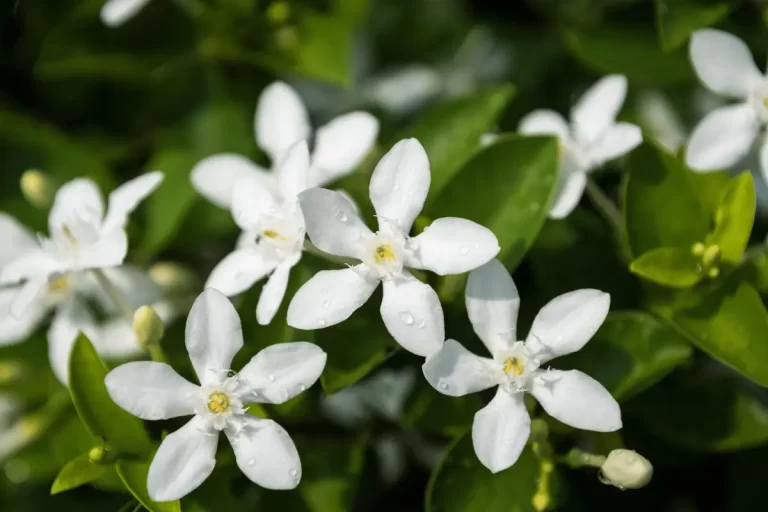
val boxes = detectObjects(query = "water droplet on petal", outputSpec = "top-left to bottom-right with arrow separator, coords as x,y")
394,184 -> 401,191
459,246 -> 469,255
319,319 -> 327,327
439,382 -> 448,390
321,287 -> 329,294
248,458 -> 256,466
322,300 -> 330,308
298,383 -> 306,391
399,312 -> 415,325
416,319 -> 426,329
268,375 -> 276,382
289,468 -> 298,477
336,211 -> 348,222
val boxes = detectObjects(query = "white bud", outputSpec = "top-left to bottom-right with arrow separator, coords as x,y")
133,305 -> 165,349
599,449 -> 653,490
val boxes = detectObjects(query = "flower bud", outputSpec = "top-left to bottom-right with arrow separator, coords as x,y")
133,305 -> 165,349
20,169 -> 54,209
88,445 -> 106,464
599,449 -> 653,490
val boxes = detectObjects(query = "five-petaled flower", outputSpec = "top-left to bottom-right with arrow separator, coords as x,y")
518,74 -> 642,219
192,81 -> 379,325
0,173 -> 165,383
422,259 -> 621,473
287,138 -> 500,357
685,29 -> 768,176
105,288 -> 327,501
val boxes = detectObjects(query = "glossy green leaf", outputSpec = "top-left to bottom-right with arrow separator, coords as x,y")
50,453 -> 106,494
630,247 -> 702,288
68,334 -> 152,455
116,461 -> 181,512
402,86 -> 515,204
707,171 -> 755,264
402,379 -> 485,437
293,13 -> 352,85
427,434 -> 540,512
557,311 -> 693,402
563,27 -> 694,85
655,0 -> 730,51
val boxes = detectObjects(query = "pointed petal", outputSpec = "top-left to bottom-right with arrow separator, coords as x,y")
369,139 -> 430,233
256,254 -> 299,325
75,228 -> 129,270
0,287 -> 47,346
48,300 -> 97,384
311,112 -> 379,186
102,171 -> 164,232
465,259 -> 519,358
589,122 -> 643,167
90,318 -> 143,358
231,175 -> 282,232
472,388 -> 530,473
11,277 -> 49,320
518,109 -> 570,140
526,289 -> 610,364
206,249 -> 278,297
191,154 -> 272,210
275,140 -> 310,201
239,342 -> 326,404
147,417 -> 218,501
105,362 -> 199,420
256,81 -> 311,162
186,289 -> 244,386
685,103 -> 759,171
689,29 -> 762,98
0,213 -> 37,268
530,369 -> 622,432
422,339 -> 499,397
87,265 -> 163,312
100,0 -> 152,26
548,172 -> 586,220
571,75 -> 628,143
49,178 -> 104,232
760,140 -> 768,185
225,416 -> 301,490
287,266 -> 378,330
0,251 -> 59,286
406,217 -> 499,275
380,271 -> 444,357
298,188 -> 371,259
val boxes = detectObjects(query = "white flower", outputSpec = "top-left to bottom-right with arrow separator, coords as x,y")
105,288 -> 327,501
287,138 -> 500,357
0,173 -> 165,383
518,75 -> 642,219
100,0 -> 152,26
685,29 -> 768,176
422,259 -> 621,473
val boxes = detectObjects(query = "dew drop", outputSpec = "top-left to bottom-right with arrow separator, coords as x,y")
298,383 -> 306,391
322,300 -> 330,308
439,382 -> 448,390
248,458 -> 256,466
321,287 -> 329,294
289,468 -> 298,477
394,184 -> 401,191
319,319 -> 327,327
336,211 -> 348,222
459,246 -> 469,255
399,312 -> 415,325
268,374 -> 276,382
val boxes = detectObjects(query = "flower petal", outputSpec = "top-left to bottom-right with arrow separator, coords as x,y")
407,217 -> 499,275
530,369 -> 622,432
206,249 -> 279,297
422,339 -> 499,396
685,103 -> 759,171
472,388 -> 530,473
0,213 -> 37,268
186,288 -> 244,386
548,172 -> 586,220
298,188 -> 372,259
85,265 -> 163,312
369,138 -> 430,233
0,251 -> 60,286
760,139 -> 768,185
0,286 -> 47,346
255,81 -> 311,162
526,289 -> 610,364
100,0 -> 152,26
105,362 -> 199,420
517,109 -> 570,140
465,259 -> 519,358
225,416 -> 301,490
191,154 -> 272,210
90,318 -> 143,358
689,29 -> 762,98
147,416 -> 218,502
311,112 -> 379,186
287,266 -> 378,330
589,122 -> 643,167
275,140 -> 310,201
48,300 -> 97,384
102,171 -> 164,232
231,175 -> 282,232
256,254 -> 300,325
380,271 -> 444,357
75,228 -> 129,271
239,342 -> 326,404
49,178 -> 104,232
571,75 -> 627,144
11,277 -> 49,321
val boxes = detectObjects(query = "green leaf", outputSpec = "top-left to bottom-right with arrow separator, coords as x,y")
402,379 -> 485,437
630,247 -> 703,288
655,0 -> 730,51
427,434 -> 541,512
623,142 -> 728,257
50,453 -> 106,494
294,13 -> 352,85
707,171 -> 755,264
563,27 -> 695,85
116,460 -> 181,512
556,311 -> 693,402
399,86 -> 515,204
68,334 -> 152,455
668,280 -> 768,387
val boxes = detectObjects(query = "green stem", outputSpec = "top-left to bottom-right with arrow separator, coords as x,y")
565,448 -> 607,469
91,269 -> 133,321
584,178 -> 632,263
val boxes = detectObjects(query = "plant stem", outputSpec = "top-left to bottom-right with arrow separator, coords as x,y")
91,269 -> 133,321
585,178 -> 632,262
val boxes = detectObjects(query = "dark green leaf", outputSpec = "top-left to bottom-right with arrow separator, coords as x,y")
116,460 -> 181,512
630,247 -> 703,288
707,171 -> 755,264
294,13 -> 353,85
68,334 -> 152,455
50,453 -> 106,494
655,0 -> 730,51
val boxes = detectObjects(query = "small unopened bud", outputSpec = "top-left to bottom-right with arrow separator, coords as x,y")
701,244 -> 721,267
148,262 -> 198,293
133,305 -> 165,349
20,170 -> 54,209
599,449 -> 653,490
88,445 -> 105,463
691,242 -> 706,257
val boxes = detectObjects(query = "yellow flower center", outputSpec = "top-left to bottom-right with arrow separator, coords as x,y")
763,97 -> 768,108
207,392 -> 230,414
375,244 -> 396,264
503,357 -> 525,377
263,229 -> 280,239
49,275 -> 70,293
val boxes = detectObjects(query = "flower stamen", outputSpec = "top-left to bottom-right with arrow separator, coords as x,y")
207,392 -> 230,414
503,357 -> 525,377
375,244 -> 396,264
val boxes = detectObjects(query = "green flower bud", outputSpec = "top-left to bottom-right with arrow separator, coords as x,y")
20,170 -> 54,209
133,305 -> 165,349
599,449 -> 653,490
